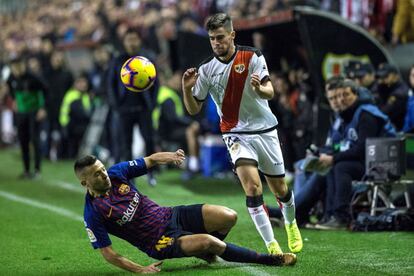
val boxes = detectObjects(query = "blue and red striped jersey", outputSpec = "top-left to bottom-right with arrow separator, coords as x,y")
83,158 -> 173,257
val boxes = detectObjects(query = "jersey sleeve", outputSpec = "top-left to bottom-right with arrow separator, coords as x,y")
192,66 -> 209,101
84,207 -> 111,249
250,54 -> 269,82
108,158 -> 148,180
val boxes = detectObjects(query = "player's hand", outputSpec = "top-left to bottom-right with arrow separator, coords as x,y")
138,261 -> 162,274
250,73 -> 261,92
182,68 -> 198,91
173,149 -> 185,166
36,108 -> 47,121
318,153 -> 333,167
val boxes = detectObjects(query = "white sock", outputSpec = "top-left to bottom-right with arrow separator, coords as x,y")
188,156 -> 199,171
247,205 -> 275,245
280,193 -> 296,225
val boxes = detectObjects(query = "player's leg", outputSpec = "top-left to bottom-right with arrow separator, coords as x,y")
120,114 -> 134,160
138,111 -> 157,186
201,204 -> 237,240
265,169 -> 302,253
258,129 -> 303,253
31,115 -> 42,175
178,234 -> 296,266
223,134 -> 280,254
16,114 -> 31,176
236,162 -> 282,254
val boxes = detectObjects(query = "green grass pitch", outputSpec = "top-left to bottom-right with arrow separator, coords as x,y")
0,148 -> 413,275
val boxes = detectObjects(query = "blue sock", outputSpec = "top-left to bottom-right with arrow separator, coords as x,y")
220,243 -> 282,265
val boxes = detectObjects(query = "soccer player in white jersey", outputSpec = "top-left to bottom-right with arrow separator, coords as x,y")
182,13 -> 303,255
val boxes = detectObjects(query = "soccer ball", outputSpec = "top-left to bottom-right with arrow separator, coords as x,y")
120,56 -> 156,92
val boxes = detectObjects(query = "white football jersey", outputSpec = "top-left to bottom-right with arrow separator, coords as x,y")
193,45 -> 278,133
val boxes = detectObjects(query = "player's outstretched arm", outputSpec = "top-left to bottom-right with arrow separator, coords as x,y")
182,68 -> 203,115
144,149 -> 185,169
250,74 -> 274,100
100,246 -> 162,274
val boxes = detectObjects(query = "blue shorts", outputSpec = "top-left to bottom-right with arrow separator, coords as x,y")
150,204 -> 206,260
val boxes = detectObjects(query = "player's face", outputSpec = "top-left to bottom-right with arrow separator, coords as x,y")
360,73 -> 375,88
208,27 -> 235,59
123,33 -> 141,55
377,73 -> 396,87
337,87 -> 357,111
10,60 -> 26,77
82,160 -> 111,194
326,89 -> 341,112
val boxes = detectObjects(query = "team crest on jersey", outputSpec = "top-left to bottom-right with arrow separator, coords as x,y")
118,184 -> 130,195
234,64 -> 245,74
86,228 -> 97,243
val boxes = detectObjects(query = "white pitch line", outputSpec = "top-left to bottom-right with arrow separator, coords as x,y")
239,266 -> 273,276
53,180 -> 84,193
0,190 -> 83,222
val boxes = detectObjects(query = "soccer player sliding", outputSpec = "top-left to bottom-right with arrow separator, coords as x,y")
75,149 -> 296,274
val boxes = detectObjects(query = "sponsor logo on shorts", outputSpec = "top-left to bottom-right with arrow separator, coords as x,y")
230,143 -> 241,155
86,227 -> 97,243
155,235 -> 175,251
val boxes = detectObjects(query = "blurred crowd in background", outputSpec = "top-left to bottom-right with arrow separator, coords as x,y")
0,0 -> 413,181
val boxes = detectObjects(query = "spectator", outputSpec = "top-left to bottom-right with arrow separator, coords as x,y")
89,45 -> 111,98
0,78 -> 10,148
345,61 -> 377,92
403,65 -> 414,133
269,72 -> 296,173
392,0 -> 414,44
339,0 -> 371,28
367,0 -> 395,43
320,0 -> 340,13
375,63 -> 409,131
46,50 -> 74,161
59,73 -> 93,158
152,71 -> 201,177
7,56 -> 47,179
316,79 -> 396,229
269,75 -> 346,226
287,67 -> 313,164
106,28 -> 158,186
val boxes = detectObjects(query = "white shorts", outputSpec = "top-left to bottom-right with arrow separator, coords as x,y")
222,129 -> 285,177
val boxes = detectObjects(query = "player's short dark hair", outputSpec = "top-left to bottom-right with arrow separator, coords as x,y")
340,79 -> 359,94
325,75 -> 345,91
74,155 -> 97,173
206,13 -> 233,32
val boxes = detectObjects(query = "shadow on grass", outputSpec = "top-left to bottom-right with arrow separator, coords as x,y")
53,272 -> 127,276
162,260 -> 258,273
